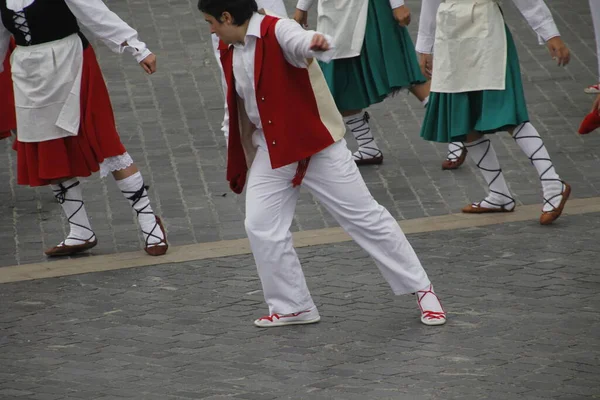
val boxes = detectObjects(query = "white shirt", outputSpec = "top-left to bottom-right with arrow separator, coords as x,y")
0,0 -> 151,73
415,0 -> 561,54
231,12 -> 334,148
296,0 -> 405,11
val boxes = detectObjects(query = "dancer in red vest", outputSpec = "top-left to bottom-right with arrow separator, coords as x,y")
0,0 -> 168,257
199,0 -> 446,328
0,36 -> 15,139
578,0 -> 600,135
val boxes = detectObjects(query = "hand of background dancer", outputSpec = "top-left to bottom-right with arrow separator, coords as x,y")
546,37 -> 570,67
310,34 -> 330,52
294,9 -> 309,28
140,54 -> 157,75
418,53 -> 433,79
392,5 -> 411,27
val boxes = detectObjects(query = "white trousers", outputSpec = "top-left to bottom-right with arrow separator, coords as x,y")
245,140 -> 431,315
591,0 -> 600,80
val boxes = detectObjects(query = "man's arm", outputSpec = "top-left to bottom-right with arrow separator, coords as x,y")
236,94 -> 257,168
274,19 -> 335,68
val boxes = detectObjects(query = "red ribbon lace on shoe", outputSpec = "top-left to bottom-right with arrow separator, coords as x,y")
258,310 -> 309,322
417,285 -> 446,321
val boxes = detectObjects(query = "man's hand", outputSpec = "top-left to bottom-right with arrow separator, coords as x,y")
310,34 -> 330,52
140,53 -> 157,74
546,37 -> 570,67
392,5 -> 411,27
418,52 -> 433,79
293,9 -> 309,28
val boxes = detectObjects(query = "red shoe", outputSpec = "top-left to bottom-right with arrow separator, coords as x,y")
416,285 -> 447,326
584,83 -> 600,94
578,111 -> 600,135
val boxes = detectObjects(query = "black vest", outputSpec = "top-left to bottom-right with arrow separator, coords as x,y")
0,0 -> 88,47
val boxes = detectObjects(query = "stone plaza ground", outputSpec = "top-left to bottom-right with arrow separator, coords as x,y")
0,0 -> 599,399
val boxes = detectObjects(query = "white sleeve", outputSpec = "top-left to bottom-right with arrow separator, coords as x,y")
511,0 -> 560,42
65,0 -> 152,63
389,0 -> 405,9
0,21 -> 9,74
257,0 -> 287,17
415,0 -> 442,54
274,18 -> 335,68
211,33 -> 229,142
296,0 -> 314,11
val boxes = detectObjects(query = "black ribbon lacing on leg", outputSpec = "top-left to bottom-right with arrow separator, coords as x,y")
513,123 -> 564,211
53,181 -> 95,244
465,138 -> 515,209
121,184 -> 162,247
446,142 -> 466,161
349,112 -> 382,161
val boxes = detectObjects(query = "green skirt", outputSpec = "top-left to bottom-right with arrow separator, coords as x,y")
420,26 -> 529,143
318,0 -> 426,112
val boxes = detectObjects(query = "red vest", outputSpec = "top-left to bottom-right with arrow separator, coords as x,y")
220,16 -> 336,194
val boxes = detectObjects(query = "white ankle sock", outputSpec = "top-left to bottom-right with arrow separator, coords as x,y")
512,123 -> 563,211
344,112 -> 381,160
50,178 -> 95,246
466,137 -> 514,209
116,172 -> 165,247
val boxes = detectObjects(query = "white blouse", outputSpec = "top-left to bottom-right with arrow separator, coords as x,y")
416,0 -> 561,54
0,0 -> 151,73
296,0 -> 406,12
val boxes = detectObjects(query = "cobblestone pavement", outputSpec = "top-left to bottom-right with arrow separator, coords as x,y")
1,0 -> 600,266
0,212 -> 599,400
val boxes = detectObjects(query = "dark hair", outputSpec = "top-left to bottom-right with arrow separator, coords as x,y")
198,0 -> 258,25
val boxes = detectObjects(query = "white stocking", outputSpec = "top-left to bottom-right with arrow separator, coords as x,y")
465,137 -> 515,210
512,123 -> 564,212
446,141 -> 466,161
116,172 -> 165,247
344,112 -> 381,161
50,178 -> 95,246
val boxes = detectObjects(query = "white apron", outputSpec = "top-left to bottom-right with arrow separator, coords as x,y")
430,0 -> 507,93
11,33 -> 83,143
316,0 -> 368,60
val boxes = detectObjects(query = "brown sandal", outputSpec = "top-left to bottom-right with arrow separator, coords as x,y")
540,182 -> 571,225
442,147 -> 467,170
45,236 -> 97,257
144,216 -> 168,256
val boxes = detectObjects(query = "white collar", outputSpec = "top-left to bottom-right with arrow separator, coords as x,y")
245,12 -> 264,39
6,0 -> 35,12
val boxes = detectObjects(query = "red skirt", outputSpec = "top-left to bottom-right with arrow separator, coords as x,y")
15,45 -> 126,187
0,38 -> 16,139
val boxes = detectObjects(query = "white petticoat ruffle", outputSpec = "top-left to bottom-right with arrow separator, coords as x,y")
6,0 -> 35,12
99,152 -> 134,178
